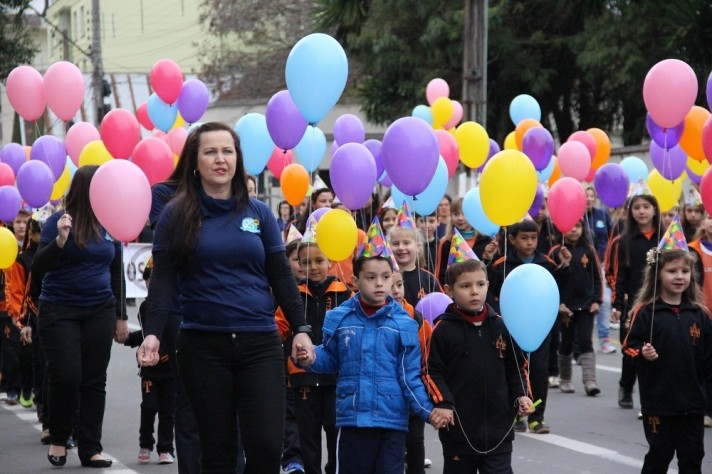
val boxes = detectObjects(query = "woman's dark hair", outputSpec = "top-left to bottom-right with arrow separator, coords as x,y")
621,194 -> 660,266
277,200 -> 294,219
65,165 -> 102,249
164,122 -> 248,262
22,218 -> 42,250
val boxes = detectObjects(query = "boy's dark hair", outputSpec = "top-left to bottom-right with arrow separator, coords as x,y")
446,259 -> 487,286
508,219 -> 538,237
352,255 -> 393,277
285,239 -> 301,258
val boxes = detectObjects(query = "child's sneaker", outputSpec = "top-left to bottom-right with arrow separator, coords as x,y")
528,421 -> 550,434
547,376 -> 560,388
283,461 -> 305,474
158,452 -> 174,465
19,394 -> 33,408
424,458 -> 432,468
513,419 -> 527,432
137,448 -> 151,464
704,415 -> 712,428
599,339 -> 617,354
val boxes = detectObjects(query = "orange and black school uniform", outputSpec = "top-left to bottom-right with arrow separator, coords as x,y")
403,267 -> 442,307
276,276 -> 351,474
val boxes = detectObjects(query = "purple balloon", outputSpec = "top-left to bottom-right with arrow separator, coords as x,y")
333,114 -> 365,145
16,160 -> 53,208
329,143 -> 378,210
476,139 -> 500,173
266,90 -> 309,151
527,184 -> 545,218
330,141 -> 340,157
646,114 -> 684,149
379,171 -> 392,187
363,139 -> 384,180
177,79 -> 210,123
0,185 -> 23,222
687,165 -> 702,185
650,142 -> 686,180
522,127 -> 554,171
594,163 -> 629,208
707,71 -> 712,111
415,292 -> 453,326
0,143 -> 26,175
382,117 -> 439,196
30,135 -> 66,181
308,207 -> 332,223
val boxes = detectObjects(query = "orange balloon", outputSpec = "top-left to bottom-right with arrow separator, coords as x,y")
680,106 -> 711,162
548,155 -> 561,187
587,128 -> 611,170
24,146 -> 31,161
280,163 -> 310,206
515,118 -> 542,150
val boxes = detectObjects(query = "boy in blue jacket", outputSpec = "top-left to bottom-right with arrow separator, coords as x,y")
298,227 -> 450,474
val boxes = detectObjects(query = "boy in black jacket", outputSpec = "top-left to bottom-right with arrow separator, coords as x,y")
427,259 -> 534,473
488,219 -> 570,434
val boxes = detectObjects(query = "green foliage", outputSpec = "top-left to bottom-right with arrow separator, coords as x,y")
0,0 -> 38,82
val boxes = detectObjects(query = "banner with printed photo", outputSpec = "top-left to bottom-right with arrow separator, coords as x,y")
123,243 -> 153,298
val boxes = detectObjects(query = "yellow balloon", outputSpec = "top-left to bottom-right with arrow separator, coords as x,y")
455,121 -> 489,169
480,150 -> 537,226
687,155 -> 709,177
0,227 -> 18,269
647,169 -> 682,212
79,140 -> 113,167
316,209 -> 357,262
50,165 -> 71,200
431,97 -> 454,129
171,112 -> 185,131
504,131 -> 518,150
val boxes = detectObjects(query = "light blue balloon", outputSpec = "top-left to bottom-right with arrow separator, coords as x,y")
147,93 -> 178,132
509,94 -> 541,126
188,122 -> 203,133
536,154 -> 556,182
500,264 -> 560,352
462,187 -> 500,237
294,126 -> 327,172
390,186 -> 415,215
619,156 -> 649,184
234,113 -> 274,175
411,104 -> 433,125
66,156 -> 77,180
412,158 -> 448,215
285,33 -> 348,124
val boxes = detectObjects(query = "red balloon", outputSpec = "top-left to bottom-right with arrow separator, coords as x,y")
548,177 -> 586,234
136,102 -> 154,131
701,167 -> 712,216
100,109 -> 141,159
267,147 -> 293,180
149,59 -> 183,105
434,130 -> 459,179
0,163 -> 15,186
703,115 -> 712,164
131,137 -> 174,186
567,131 -> 597,162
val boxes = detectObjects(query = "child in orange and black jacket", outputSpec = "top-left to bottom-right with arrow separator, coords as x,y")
487,219 -> 571,435
276,241 -> 352,474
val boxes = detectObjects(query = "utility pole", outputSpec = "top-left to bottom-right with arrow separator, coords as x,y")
91,0 -> 104,125
462,0 -> 488,127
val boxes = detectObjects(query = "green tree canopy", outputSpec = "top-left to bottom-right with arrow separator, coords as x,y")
0,0 -> 38,82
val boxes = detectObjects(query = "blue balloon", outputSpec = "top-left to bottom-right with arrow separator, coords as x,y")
234,113 -> 274,175
285,33 -> 348,124
390,186 -> 414,215
536,154 -> 556,182
619,156 -> 649,184
509,94 -> 541,126
500,264 -> 560,352
294,126 -> 327,172
66,156 -> 77,180
147,93 -> 178,132
412,158 -> 448,215
411,104 -> 433,125
462,187 -> 499,237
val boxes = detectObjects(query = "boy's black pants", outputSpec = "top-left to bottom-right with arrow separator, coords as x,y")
293,384 -> 336,474
139,376 -> 176,454
526,334 -> 550,425
642,414 -> 704,473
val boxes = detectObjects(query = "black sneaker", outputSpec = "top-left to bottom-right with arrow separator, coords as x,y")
618,387 -> 634,409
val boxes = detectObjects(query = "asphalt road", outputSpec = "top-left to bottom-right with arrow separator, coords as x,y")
1,305 -> 709,473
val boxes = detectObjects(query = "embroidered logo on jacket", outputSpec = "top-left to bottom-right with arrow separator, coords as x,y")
690,322 -> 701,345
240,218 -> 261,234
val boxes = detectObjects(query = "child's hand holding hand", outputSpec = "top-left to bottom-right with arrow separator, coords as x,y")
559,247 -> 572,267
518,396 -> 535,416
642,343 -> 658,361
559,303 -> 572,316
429,408 -> 454,430
589,302 -> 600,315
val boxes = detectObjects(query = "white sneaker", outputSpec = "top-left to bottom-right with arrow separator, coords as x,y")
599,341 -> 617,354
424,458 -> 432,468
609,322 -> 620,330
548,376 -> 560,388
137,448 -> 151,464
158,452 -> 174,464
705,416 -> 712,428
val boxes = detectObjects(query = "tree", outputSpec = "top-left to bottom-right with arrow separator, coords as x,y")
0,0 -> 38,81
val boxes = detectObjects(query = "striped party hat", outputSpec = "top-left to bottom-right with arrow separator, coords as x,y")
397,200 -> 415,229
357,216 -> 399,271
284,224 -> 303,245
657,214 -> 688,251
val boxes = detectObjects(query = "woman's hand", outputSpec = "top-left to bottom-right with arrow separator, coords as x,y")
56,213 -> 72,248
642,342 -> 658,361
292,332 -> 315,366
114,319 -> 129,343
138,335 -> 161,366
20,326 -> 32,344
589,302 -> 600,315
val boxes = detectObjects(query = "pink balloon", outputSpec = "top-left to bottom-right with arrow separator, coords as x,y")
643,59 -> 698,128
548,177 -> 586,234
567,131 -> 597,162
43,61 -> 85,121
166,127 -> 188,156
89,160 -> 151,242
6,66 -> 45,121
557,141 -> 591,181
101,109 -> 141,159
136,102 -> 154,131
701,167 -> 712,216
703,115 -> 712,164
149,59 -> 183,105
130,137 -> 174,186
152,129 -> 167,140
435,130 -> 459,178
66,122 -> 101,166
267,147 -> 293,180
0,163 -> 14,187
426,78 -> 449,106
443,100 -> 463,129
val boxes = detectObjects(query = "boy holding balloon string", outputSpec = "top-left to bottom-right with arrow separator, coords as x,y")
488,219 -> 571,434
